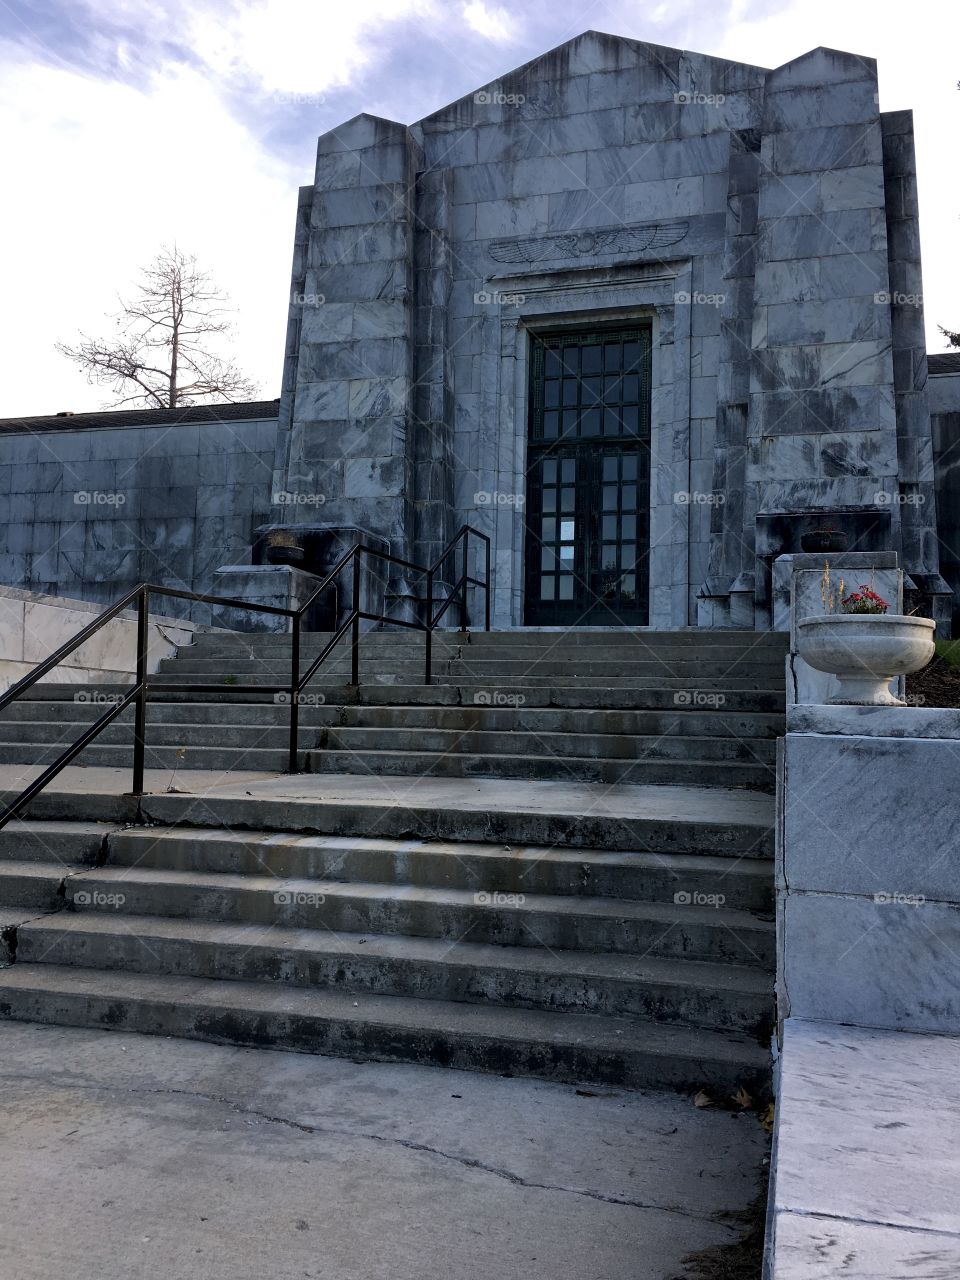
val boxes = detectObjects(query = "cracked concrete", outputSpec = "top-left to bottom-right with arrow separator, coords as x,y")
0,1022 -> 768,1279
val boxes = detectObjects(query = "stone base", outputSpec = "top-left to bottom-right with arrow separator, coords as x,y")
779,719 -> 960,1032
210,565 -> 321,633
254,524 -> 390,632
788,704 -> 960,737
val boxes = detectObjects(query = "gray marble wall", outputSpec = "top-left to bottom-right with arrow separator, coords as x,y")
0,416 -> 277,620
778,706 -> 960,1033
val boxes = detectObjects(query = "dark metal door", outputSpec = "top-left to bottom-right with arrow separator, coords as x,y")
524,328 -> 651,626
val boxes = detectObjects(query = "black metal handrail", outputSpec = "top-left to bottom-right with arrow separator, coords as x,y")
0,525 -> 490,829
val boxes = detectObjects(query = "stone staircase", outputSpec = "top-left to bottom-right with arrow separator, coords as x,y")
0,629 -> 785,788
0,628 -> 786,1093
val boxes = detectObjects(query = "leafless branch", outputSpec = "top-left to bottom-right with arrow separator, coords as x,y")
56,245 -> 260,408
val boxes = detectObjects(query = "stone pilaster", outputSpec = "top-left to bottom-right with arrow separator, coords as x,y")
749,49 -> 900,618
701,128 -> 761,626
412,167 -> 455,574
274,114 -> 419,581
880,109 -> 948,615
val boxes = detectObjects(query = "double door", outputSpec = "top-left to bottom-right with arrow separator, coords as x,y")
524,327 -> 651,627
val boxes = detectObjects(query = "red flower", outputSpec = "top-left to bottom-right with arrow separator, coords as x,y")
840,585 -> 889,614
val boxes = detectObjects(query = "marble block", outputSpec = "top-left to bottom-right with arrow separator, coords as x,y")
767,1020 -> 960,1278
779,728 -> 960,1032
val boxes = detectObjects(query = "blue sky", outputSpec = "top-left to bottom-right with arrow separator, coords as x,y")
1,0 -> 957,413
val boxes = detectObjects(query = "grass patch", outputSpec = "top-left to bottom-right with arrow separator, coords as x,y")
934,639 -> 960,669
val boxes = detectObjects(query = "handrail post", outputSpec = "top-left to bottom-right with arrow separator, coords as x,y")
460,532 -> 469,632
132,588 -> 148,797
351,550 -> 361,686
288,612 -> 301,773
484,535 -> 491,631
425,568 -> 433,686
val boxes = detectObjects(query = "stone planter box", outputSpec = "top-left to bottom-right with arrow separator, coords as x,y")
796,614 -> 935,705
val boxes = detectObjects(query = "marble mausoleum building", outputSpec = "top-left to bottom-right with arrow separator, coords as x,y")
252,31 -> 956,631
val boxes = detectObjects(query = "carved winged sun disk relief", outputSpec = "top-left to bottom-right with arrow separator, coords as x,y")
489,220 -> 689,264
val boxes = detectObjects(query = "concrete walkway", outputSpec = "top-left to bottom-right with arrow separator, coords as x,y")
0,1023 -> 768,1279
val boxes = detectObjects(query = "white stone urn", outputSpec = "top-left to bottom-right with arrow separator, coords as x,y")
796,614 -> 936,705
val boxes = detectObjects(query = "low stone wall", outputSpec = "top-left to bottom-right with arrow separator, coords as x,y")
0,585 -> 201,693
768,703 -> 960,1275
0,410 -> 277,621
767,1019 -> 960,1275
777,703 -> 960,1032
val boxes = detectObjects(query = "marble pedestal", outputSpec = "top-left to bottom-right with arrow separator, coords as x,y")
209,565 -> 320,633
775,553 -> 904,704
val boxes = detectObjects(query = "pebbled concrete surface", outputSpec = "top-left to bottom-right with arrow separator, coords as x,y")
0,1022 -> 768,1280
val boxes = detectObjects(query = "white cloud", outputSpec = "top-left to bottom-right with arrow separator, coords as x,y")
0,48 -> 297,414
192,0 -> 437,96
461,2 -> 519,44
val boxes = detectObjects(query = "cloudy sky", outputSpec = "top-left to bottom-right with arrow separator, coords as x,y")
1,0 -> 957,415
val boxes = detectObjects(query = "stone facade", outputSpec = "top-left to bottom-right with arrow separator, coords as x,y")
269,32 -> 950,629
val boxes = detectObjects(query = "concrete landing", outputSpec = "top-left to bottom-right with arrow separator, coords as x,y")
0,764 -> 774,826
0,1022 -> 768,1280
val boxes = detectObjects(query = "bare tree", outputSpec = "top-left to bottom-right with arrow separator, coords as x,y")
57,246 -> 259,408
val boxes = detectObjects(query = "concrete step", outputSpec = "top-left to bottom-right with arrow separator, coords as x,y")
104,826 -> 775,910
4,776 -> 775,856
157,657 -> 787,683
15,914 -> 773,1033
0,821 -> 107,865
311,726 -> 777,763
0,964 -> 772,1092
63,866 -> 774,963
182,657 -> 788,679
4,720 -> 295,750
158,655 -> 788,675
303,749 -> 776,790
0,719 -> 778,762
185,631 -> 788,649
0,742 -> 299,773
186,629 -> 790,650
0,699 -> 785,738
0,741 -> 775,788
0,861 -> 79,909
149,671 -> 785,693
11,682 -> 786,712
